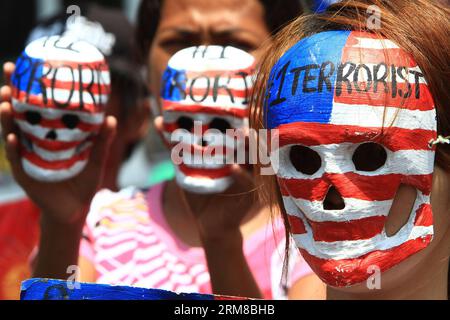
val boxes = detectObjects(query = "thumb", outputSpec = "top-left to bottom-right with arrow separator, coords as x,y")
4,133 -> 29,185
3,62 -> 15,86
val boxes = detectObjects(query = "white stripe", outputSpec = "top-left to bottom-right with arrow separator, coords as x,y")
13,100 -> 104,124
274,142 -> 435,180
22,157 -> 87,182
283,183 -> 429,223
43,66 -> 110,85
330,102 -> 436,131
96,241 -> 136,261
169,273 -> 196,285
15,119 -> 91,142
96,232 -> 157,247
283,196 -> 393,222
351,37 -> 400,49
175,167 -> 232,194
26,36 -> 104,63
134,243 -> 165,261
46,88 -> 108,106
137,256 -> 166,276
168,45 -> 255,72
97,262 -> 135,284
31,141 -> 92,161
293,225 -> 432,260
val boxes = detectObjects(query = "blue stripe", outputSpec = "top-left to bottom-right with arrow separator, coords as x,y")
160,66 -> 187,102
12,53 -> 45,95
264,31 -> 350,129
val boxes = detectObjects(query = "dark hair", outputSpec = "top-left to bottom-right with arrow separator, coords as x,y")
135,0 -> 303,63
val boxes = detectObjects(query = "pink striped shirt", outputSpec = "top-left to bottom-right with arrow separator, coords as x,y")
80,183 -> 313,299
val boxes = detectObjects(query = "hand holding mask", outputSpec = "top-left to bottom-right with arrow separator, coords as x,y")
161,45 -> 255,194
11,35 -> 110,182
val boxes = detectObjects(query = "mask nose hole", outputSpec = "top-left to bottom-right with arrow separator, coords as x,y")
323,186 -> 345,210
45,130 -> 58,140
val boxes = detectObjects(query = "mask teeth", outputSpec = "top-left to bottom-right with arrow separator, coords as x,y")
21,135 -> 33,152
75,139 -> 91,155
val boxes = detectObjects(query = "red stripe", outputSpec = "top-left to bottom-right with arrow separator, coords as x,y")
287,214 -> 307,234
343,32 -> 417,67
178,164 -> 232,179
349,31 -> 386,39
42,78 -> 110,96
24,133 -> 93,151
414,203 -> 433,227
21,147 -> 90,170
341,47 -> 417,67
298,234 -> 432,287
13,110 -> 101,131
44,60 -> 109,71
13,88 -> 107,113
162,100 -> 248,118
275,122 -> 436,151
306,215 -> 386,242
278,172 -> 433,201
334,83 -> 434,111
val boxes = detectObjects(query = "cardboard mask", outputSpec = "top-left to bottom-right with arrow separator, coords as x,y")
161,46 -> 255,194
264,31 -> 437,287
11,36 -> 110,182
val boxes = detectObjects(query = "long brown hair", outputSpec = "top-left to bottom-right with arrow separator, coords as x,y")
249,0 -> 450,290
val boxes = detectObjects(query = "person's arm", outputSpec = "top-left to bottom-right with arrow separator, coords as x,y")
33,214 -> 85,279
1,63 -> 116,280
201,231 -> 262,298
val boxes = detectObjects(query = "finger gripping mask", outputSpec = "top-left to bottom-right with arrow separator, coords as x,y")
11,36 -> 110,182
264,31 -> 437,287
161,46 -> 255,194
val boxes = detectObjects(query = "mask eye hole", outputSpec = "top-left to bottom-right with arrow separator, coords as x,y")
25,111 -> 42,125
62,115 -> 80,129
209,118 -> 231,134
177,116 -> 194,131
352,142 -> 387,172
289,145 -> 321,175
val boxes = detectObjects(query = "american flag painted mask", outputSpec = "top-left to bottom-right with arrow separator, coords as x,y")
161,46 -> 255,194
11,36 -> 110,182
265,31 -> 437,287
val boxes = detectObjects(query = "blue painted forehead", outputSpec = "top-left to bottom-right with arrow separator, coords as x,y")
263,30 -> 431,130
264,31 -> 352,129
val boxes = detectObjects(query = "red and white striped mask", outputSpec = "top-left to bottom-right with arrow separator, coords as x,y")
11,36 -> 110,182
161,46 -> 255,194
265,31 -> 437,287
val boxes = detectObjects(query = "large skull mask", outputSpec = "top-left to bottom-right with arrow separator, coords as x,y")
161,46 -> 255,194
265,31 -> 437,287
11,36 -> 110,182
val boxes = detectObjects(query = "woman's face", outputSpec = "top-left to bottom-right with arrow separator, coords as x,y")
147,0 -> 270,102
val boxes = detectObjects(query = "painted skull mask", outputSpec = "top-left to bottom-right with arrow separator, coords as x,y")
11,35 -> 110,182
161,46 -> 255,194
265,31 -> 437,287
